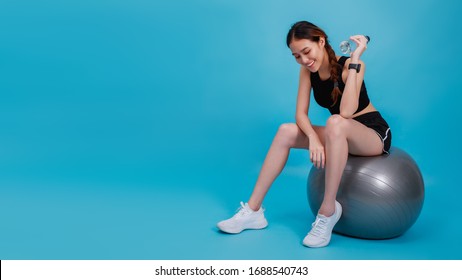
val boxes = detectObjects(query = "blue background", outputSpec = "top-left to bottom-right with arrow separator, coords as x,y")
0,0 -> 461,259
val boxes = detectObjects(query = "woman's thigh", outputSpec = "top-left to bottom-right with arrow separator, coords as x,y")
342,119 -> 383,156
289,124 -> 326,149
288,118 -> 382,155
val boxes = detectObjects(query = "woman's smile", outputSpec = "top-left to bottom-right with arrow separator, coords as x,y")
305,60 -> 315,68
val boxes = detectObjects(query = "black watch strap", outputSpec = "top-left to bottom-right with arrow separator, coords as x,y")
348,63 -> 361,73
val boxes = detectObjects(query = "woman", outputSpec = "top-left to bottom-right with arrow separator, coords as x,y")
217,21 -> 392,248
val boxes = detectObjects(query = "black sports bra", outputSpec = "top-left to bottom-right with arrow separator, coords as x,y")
311,56 -> 370,115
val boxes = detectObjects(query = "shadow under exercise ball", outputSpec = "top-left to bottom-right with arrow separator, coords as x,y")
307,147 -> 424,239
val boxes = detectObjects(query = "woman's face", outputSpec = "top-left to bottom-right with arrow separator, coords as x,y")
289,38 -> 325,72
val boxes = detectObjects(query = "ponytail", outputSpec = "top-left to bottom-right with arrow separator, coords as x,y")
324,42 -> 342,105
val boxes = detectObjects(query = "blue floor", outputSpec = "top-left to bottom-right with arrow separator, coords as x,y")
0,151 -> 459,260
1,0 -> 461,260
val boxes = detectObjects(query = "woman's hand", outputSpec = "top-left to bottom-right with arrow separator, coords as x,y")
309,135 -> 325,169
349,35 -> 368,62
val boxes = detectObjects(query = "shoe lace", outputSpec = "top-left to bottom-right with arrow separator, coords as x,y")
233,201 -> 253,219
309,216 -> 328,237
234,201 -> 251,217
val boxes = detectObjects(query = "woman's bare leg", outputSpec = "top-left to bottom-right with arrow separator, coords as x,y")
247,123 -> 325,211
319,115 -> 384,216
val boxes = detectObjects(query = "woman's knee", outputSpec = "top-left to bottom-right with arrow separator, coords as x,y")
325,114 -> 349,139
275,123 -> 299,147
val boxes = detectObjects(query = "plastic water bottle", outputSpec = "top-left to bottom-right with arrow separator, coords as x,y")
339,35 -> 370,54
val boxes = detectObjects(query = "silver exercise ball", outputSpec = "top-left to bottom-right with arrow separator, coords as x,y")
307,147 -> 424,239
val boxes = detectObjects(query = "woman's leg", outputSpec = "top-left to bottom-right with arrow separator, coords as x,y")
247,123 -> 325,211
319,114 -> 383,216
217,122 -> 325,234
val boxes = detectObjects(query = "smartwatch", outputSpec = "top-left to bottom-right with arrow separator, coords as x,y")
348,63 -> 361,73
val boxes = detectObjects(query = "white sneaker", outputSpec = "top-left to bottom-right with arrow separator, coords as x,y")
303,201 -> 342,248
217,202 -> 268,234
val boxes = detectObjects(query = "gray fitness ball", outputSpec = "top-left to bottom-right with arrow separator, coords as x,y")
307,147 -> 424,239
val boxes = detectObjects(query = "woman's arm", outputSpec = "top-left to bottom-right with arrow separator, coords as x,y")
339,35 -> 368,118
295,66 -> 316,137
295,66 -> 325,168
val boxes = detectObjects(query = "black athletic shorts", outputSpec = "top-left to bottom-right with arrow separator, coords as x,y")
353,111 -> 392,154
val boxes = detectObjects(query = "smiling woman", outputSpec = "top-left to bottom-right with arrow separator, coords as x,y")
217,21 -> 392,248
288,22 -> 342,105
0,0 -> 459,261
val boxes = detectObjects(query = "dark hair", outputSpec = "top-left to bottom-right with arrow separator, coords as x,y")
286,21 -> 341,104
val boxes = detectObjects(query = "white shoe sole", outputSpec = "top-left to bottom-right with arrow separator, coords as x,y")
217,218 -> 268,234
